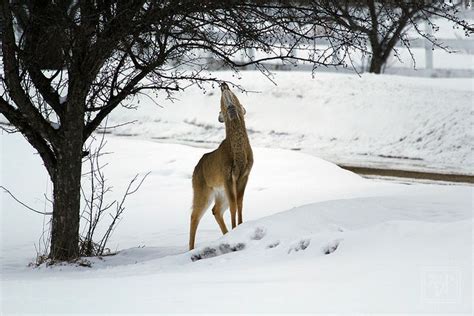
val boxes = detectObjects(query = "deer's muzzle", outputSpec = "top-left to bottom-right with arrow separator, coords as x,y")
220,82 -> 230,91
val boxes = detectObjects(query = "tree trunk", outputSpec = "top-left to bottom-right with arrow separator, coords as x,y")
368,36 -> 389,74
49,94 -> 85,261
369,54 -> 384,74
49,145 -> 82,261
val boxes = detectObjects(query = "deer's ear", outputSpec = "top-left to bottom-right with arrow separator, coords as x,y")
218,112 -> 225,123
242,106 -> 246,115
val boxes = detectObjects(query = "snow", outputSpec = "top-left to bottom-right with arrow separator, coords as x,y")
427,14 -> 473,40
105,71 -> 473,173
59,95 -> 67,105
49,121 -> 60,130
1,65 -> 472,313
0,8 -> 472,312
386,46 -> 474,70
397,16 -> 474,71
1,131 -> 472,314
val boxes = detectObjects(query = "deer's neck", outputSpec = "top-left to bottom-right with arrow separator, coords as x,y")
225,117 -> 250,159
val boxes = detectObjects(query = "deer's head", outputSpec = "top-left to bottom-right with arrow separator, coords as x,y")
218,82 -> 246,123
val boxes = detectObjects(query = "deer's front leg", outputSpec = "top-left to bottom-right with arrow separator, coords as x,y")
225,176 -> 238,229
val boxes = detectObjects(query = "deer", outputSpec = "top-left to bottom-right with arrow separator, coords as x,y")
189,82 -> 253,250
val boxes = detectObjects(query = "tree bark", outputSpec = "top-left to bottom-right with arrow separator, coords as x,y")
369,54 -> 384,74
50,150 -> 82,261
368,39 -> 386,74
49,94 -> 85,261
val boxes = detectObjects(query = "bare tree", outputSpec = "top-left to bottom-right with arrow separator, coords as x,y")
0,0 -> 369,261
313,0 -> 473,73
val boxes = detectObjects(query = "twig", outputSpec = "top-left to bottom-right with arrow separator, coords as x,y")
97,171 -> 151,254
0,186 -> 53,215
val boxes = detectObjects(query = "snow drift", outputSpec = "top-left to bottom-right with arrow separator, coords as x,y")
106,72 -> 473,173
1,134 -> 472,314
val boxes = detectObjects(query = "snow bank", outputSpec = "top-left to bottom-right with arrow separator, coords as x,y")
106,71 -> 473,173
1,72 -> 470,173
0,132 -> 371,264
1,133 -> 472,314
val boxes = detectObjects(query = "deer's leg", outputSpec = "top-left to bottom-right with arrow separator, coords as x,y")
189,186 -> 211,250
224,177 -> 238,229
236,175 -> 249,226
212,196 -> 228,235
189,214 -> 199,251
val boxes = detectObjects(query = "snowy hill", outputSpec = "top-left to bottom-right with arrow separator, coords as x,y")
106,71 -> 473,174
1,133 -> 472,313
0,72 -> 471,173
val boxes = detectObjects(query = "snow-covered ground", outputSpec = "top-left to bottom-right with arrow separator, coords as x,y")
1,67 -> 473,313
106,71 -> 473,174
1,131 -> 472,314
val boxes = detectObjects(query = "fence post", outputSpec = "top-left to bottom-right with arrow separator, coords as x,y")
425,20 -> 434,72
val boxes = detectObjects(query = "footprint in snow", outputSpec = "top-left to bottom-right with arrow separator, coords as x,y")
266,241 -> 280,249
191,242 -> 245,262
288,239 -> 311,254
250,227 -> 266,240
322,239 -> 342,255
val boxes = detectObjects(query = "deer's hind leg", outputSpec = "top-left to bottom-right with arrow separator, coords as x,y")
236,175 -> 249,226
189,185 -> 212,250
212,191 -> 229,235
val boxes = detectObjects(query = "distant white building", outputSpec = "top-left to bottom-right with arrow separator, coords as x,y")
454,0 -> 472,9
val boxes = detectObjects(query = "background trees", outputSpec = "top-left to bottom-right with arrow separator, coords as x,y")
313,0 -> 472,73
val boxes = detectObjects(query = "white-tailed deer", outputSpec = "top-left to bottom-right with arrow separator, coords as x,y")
189,83 -> 253,250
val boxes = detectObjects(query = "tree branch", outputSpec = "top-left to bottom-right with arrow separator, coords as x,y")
0,1 -> 59,146
0,96 -> 57,178
1,186 -> 53,216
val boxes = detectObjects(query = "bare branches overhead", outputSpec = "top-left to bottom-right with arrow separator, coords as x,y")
2,0 -> 367,152
0,0 -> 470,261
